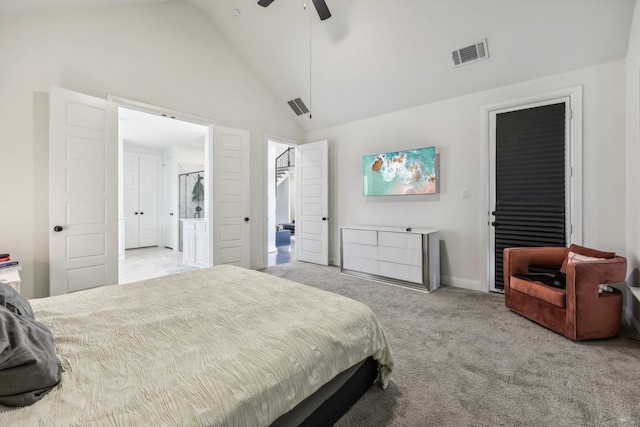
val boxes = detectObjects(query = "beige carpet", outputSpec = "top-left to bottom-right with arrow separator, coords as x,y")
262,261 -> 640,427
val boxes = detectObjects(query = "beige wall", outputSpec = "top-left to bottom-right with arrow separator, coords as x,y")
0,2 -> 304,298
306,60 -> 627,292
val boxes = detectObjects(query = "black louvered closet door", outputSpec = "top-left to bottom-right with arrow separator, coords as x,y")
493,102 -> 567,289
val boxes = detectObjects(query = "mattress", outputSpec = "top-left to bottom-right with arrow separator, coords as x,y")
0,265 -> 393,426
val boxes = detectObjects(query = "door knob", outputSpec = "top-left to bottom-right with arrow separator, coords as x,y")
134,212 -> 139,215
169,213 -> 174,216
244,217 -> 250,222
322,217 -> 328,221
53,225 -> 63,232
491,222 -> 497,227
491,211 -> 496,216
140,212 -> 144,215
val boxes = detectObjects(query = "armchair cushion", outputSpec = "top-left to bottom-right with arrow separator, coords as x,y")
510,276 -> 566,308
559,244 -> 615,273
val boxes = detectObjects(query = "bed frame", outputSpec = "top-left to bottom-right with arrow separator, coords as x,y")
273,356 -> 378,426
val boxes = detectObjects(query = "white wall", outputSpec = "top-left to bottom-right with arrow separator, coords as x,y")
626,2 -> 640,328
177,145 -> 206,169
124,142 -> 164,157
0,2 -> 303,298
306,60 -> 627,291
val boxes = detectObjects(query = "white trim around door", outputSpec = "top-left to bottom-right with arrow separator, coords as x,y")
483,86 -> 583,293
107,95 -> 216,269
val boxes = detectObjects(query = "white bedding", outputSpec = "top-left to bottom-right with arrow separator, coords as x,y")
0,265 -> 393,426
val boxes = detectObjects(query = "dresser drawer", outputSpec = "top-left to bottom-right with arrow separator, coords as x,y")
342,229 -> 377,246
343,255 -> 378,275
343,242 -> 378,259
378,246 -> 422,266
378,231 -> 421,250
378,261 -> 422,284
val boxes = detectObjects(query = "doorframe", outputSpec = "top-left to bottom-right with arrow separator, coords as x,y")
107,95 -> 216,270
482,86 -> 583,292
265,135 -> 300,267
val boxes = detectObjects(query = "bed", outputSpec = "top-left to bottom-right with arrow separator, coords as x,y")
0,265 -> 393,426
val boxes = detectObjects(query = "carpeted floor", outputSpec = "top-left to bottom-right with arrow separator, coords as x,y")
262,261 -> 640,427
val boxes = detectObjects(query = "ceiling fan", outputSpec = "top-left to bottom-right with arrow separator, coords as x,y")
257,0 -> 331,21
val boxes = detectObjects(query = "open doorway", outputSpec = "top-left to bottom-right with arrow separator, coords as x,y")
267,139 -> 297,267
117,106 -> 210,283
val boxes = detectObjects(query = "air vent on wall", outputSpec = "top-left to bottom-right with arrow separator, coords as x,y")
287,98 -> 310,116
452,39 -> 489,67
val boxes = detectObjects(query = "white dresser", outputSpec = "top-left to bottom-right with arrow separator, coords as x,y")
340,226 -> 440,292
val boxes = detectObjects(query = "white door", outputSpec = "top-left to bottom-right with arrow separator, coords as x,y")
49,87 -> 118,296
123,153 -> 140,249
138,156 -> 160,247
163,155 -> 177,249
296,140 -> 329,265
123,153 -> 160,249
212,126 -> 250,268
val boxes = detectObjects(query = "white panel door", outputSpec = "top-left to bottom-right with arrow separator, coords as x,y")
123,153 -> 160,249
138,156 -> 160,247
49,87 -> 118,296
296,140 -> 329,265
163,155 -> 177,249
212,126 -> 250,268
123,153 -> 140,249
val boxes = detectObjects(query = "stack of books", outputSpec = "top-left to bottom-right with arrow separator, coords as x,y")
0,253 -> 21,273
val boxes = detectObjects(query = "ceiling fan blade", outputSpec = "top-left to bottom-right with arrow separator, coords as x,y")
257,0 -> 275,7
312,0 -> 331,20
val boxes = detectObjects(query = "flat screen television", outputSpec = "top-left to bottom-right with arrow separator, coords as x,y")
363,146 -> 437,196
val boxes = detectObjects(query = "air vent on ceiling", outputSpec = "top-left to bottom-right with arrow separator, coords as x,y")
452,39 -> 489,67
287,98 -> 310,116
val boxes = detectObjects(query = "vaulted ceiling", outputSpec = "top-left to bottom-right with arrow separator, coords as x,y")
1,0 -> 636,132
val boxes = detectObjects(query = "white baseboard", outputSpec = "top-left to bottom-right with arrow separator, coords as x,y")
441,275 -> 483,292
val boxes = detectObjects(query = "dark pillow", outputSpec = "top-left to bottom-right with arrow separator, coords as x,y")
559,244 -> 615,273
0,285 -> 61,407
513,272 -> 566,289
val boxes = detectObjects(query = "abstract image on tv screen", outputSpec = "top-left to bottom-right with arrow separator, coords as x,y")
363,146 -> 437,196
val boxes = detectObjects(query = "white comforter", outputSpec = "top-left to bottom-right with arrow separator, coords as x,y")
0,265 -> 393,426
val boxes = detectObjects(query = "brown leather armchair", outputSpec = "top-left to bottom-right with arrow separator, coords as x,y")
503,245 -> 626,340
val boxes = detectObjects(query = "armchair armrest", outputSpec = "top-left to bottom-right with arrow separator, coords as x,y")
567,256 -> 627,295
503,247 -> 567,291
565,256 -> 626,340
